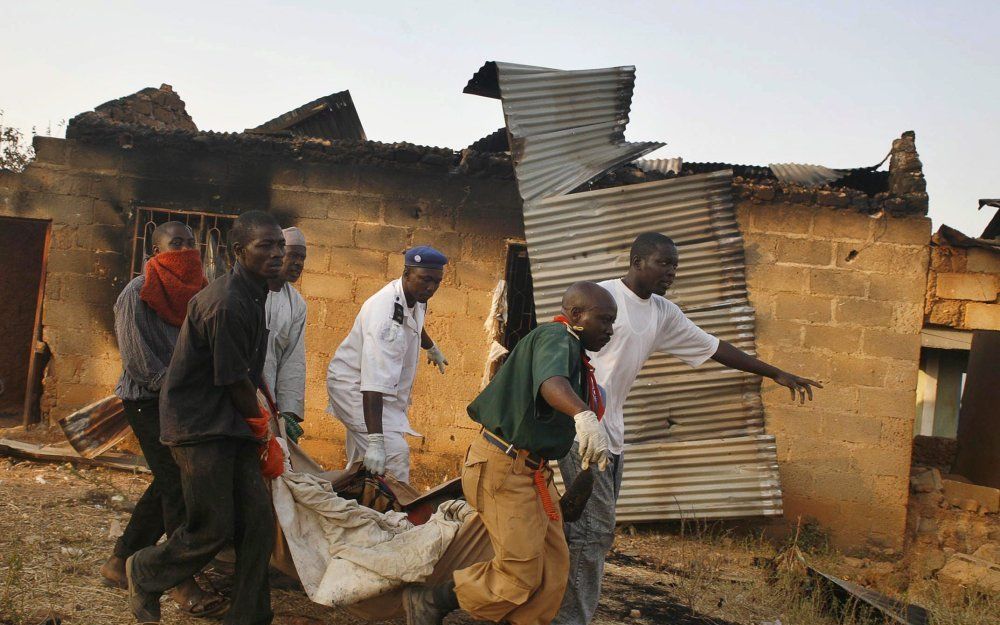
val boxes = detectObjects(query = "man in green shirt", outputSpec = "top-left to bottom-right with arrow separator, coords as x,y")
403,281 -> 617,625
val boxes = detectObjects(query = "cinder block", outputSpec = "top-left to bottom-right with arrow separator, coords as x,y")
269,189 -> 333,220
822,413 -> 882,446
456,262 -> 501,291
834,298 -> 893,327
829,355 -> 888,386
385,198 -> 454,232
748,204 -> 812,235
93,200 -> 124,226
298,273 -> 352,302
745,264 -> 810,293
32,136 -> 69,165
868,273 -> 927,303
78,224 -> 126,253
294,217 -> 355,250
964,302 -> 1000,330
812,209 -> 871,241
428,288 -> 467,316
836,242 -> 927,274
303,297 -> 326,327
58,274 -> 117,306
77,359 -> 122,386
878,216 -> 932,245
809,268 -> 868,297
355,223 -> 410,253
311,191 -> 381,223
455,205 -> 520,238
884,361 -> 919,391
966,248 -> 1000,274
774,293 -> 833,323
411,230 -> 464,260
804,324 -> 861,353
754,317 -> 805,348
46,249 -> 96,275
327,247 -> 386,278
765,348 -> 832,381
354,276 -> 390,304
859,387 -> 918,420
928,300 -> 963,327
23,192 -> 94,225
861,329 -> 921,360
936,273 -> 998,302
942,479 -> 1000,514
776,237 -> 834,266
890,302 -> 924,332
741,233 -> 782,266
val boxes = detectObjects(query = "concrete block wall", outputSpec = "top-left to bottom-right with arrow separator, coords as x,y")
1,135 -> 524,486
925,244 -> 1000,331
737,200 -> 931,550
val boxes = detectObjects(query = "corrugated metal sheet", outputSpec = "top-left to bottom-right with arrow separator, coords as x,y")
527,171 -> 765,446
248,91 -> 366,141
555,436 -> 783,521
465,61 -> 664,202
769,163 -> 846,187
635,157 -> 683,175
465,61 -> 780,521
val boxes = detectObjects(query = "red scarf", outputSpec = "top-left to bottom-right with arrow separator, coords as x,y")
250,385 -> 285,479
140,249 -> 207,327
552,315 -> 605,420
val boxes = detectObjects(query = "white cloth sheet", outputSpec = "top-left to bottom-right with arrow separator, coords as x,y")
272,442 -> 472,606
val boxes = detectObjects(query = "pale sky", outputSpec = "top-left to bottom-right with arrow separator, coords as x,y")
2,1 -> 997,235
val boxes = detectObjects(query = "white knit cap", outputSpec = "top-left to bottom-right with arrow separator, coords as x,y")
282,227 -> 306,247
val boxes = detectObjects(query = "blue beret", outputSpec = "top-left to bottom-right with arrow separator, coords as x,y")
404,245 -> 448,270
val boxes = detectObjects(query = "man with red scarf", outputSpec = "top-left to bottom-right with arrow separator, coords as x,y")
402,281 -> 617,625
100,221 -> 227,618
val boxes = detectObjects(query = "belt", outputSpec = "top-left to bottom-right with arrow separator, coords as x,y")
481,429 -> 545,470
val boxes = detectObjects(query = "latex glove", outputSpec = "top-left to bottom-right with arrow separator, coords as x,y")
426,343 -> 449,374
573,410 -> 609,472
281,412 -> 304,444
363,433 -> 386,475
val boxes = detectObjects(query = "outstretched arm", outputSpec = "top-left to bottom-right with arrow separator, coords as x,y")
711,340 -> 822,403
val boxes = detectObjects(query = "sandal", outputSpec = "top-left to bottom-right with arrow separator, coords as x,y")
172,586 -> 230,619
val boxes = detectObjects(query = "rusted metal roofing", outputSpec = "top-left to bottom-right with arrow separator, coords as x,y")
635,157 -> 683,175
247,90 -> 366,141
979,200 -> 1000,239
464,61 -> 664,202
467,60 -> 779,521
769,163 -> 846,187
556,435 -> 782,521
527,171 -> 766,446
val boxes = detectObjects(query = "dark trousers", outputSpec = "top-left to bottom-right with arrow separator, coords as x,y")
131,439 -> 274,625
114,398 -> 184,558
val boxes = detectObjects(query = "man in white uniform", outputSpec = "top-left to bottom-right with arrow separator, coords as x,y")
326,246 -> 449,483
264,227 -> 308,443
553,232 -> 822,625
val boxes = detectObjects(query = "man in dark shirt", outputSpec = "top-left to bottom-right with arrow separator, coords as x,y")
101,220 -> 227,617
402,281 -> 617,625
126,210 -> 285,625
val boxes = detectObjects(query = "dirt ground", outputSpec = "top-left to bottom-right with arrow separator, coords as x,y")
0,456 -> 995,625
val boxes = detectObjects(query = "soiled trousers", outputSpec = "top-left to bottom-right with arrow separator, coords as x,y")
454,436 -> 569,625
113,398 -> 184,558
552,442 -> 624,625
131,439 -> 275,625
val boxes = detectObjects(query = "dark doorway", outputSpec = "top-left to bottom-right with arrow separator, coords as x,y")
503,243 -> 536,351
0,217 -> 50,426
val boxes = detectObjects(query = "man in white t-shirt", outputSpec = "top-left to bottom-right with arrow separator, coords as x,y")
553,232 -> 821,625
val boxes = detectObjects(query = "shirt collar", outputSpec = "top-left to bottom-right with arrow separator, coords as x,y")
233,262 -> 269,301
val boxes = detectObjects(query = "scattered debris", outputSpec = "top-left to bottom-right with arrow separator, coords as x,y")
808,567 -> 929,625
0,437 -> 149,473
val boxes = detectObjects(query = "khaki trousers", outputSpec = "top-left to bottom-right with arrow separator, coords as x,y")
454,436 -> 569,625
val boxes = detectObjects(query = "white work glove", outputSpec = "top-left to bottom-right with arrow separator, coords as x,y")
426,343 -> 448,374
363,433 -> 386,475
573,410 -> 609,472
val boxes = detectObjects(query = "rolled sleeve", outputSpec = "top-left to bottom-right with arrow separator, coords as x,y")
656,303 -> 719,367
208,308 -> 252,386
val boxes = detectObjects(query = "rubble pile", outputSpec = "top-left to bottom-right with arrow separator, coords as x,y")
905,464 -> 1000,597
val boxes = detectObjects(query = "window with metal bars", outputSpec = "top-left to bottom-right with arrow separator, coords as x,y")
129,204 -> 238,282
502,243 -> 536,351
